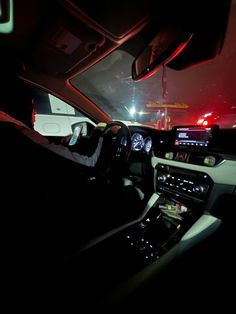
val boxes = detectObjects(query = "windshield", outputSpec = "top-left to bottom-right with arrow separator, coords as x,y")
71,6 -> 236,130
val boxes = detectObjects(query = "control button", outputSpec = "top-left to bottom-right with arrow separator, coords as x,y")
139,222 -> 147,229
204,156 -> 216,166
176,152 -> 188,161
165,152 -> 174,160
193,184 -> 204,194
157,174 -> 167,182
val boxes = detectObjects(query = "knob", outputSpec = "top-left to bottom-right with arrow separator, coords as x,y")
157,174 -> 167,183
193,184 -> 204,194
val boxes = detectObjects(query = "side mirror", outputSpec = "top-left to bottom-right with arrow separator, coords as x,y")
132,24 -> 193,81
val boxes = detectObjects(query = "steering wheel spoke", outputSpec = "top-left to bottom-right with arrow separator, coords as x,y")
101,121 -> 131,173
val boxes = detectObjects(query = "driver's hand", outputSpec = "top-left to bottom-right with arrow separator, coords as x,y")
95,122 -> 120,135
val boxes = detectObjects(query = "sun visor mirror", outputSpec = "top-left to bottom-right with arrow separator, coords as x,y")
132,24 -> 193,81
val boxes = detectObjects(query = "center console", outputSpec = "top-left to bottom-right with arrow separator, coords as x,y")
122,195 -> 198,268
78,126 -> 221,277
155,164 -> 213,204
118,125 -> 217,269
79,192 -> 202,277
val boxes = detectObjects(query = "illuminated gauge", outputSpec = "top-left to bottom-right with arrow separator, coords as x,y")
131,133 -> 144,151
120,136 -> 127,146
144,136 -> 152,153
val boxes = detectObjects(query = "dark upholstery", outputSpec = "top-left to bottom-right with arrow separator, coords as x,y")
1,121 -> 145,312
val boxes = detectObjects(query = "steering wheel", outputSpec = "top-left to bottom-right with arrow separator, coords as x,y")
100,121 -> 131,173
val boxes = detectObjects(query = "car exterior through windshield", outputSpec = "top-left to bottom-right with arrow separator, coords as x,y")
71,7 -> 236,130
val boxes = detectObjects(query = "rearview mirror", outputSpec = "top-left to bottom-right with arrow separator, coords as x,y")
132,24 -> 193,81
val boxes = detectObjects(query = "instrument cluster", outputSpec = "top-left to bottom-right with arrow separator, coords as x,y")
131,132 -> 152,153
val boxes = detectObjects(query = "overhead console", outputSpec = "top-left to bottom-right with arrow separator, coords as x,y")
60,0 -> 157,41
28,0 -> 156,75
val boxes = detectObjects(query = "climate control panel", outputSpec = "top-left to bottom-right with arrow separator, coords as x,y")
156,164 -> 213,203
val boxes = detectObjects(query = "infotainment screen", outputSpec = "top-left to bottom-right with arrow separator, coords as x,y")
174,126 -> 213,147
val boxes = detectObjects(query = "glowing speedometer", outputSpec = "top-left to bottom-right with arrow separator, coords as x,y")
144,136 -> 152,153
131,133 -> 144,151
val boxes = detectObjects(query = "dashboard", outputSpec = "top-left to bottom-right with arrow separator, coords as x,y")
127,124 -> 236,213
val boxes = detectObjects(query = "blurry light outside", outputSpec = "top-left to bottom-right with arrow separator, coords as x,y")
203,120 -> 208,126
129,106 -> 136,116
204,113 -> 212,118
197,119 -> 204,125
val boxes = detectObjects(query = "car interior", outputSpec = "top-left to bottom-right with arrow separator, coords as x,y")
1,0 -> 236,313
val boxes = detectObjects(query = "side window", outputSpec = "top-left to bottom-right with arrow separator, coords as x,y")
32,91 -> 95,137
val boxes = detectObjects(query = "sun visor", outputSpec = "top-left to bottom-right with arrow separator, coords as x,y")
167,0 -> 232,70
28,7 -> 107,75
